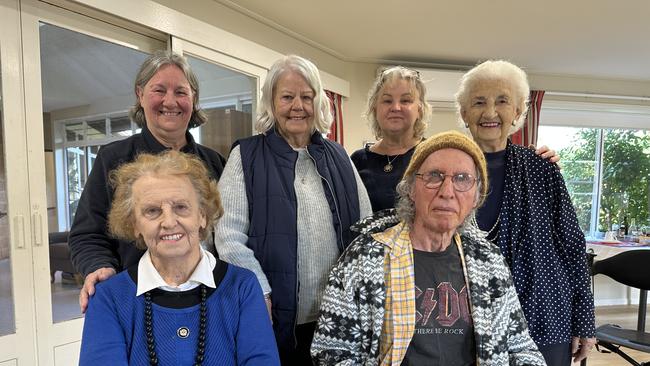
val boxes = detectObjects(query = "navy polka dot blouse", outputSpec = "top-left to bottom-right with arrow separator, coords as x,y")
483,141 -> 595,346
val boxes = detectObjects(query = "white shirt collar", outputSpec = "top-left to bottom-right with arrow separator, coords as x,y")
136,247 -> 217,296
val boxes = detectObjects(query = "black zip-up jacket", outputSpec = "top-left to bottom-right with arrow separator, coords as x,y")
69,124 -> 225,276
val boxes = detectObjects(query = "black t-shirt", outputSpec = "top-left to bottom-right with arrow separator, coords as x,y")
401,243 -> 476,366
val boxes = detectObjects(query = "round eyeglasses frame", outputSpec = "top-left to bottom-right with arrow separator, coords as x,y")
414,171 -> 478,192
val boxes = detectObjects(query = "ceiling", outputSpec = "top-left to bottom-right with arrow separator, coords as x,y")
217,0 -> 650,81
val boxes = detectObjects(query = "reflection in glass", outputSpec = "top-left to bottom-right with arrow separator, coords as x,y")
0,62 -> 16,336
39,22 -> 149,322
65,122 -> 84,141
186,55 -> 256,158
87,119 -> 107,140
111,116 -> 133,137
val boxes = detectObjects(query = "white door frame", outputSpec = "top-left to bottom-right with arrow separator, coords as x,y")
0,0 -> 38,363
19,0 -> 164,364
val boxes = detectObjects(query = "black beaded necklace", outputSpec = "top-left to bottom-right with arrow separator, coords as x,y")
144,284 -> 207,366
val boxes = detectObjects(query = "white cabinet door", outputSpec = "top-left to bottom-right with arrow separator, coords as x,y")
0,0 -> 38,364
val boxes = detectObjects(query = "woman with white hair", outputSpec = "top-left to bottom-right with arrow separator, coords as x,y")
456,60 -> 595,365
215,55 -> 372,364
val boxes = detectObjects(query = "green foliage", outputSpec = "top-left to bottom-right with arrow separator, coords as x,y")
558,129 -> 650,233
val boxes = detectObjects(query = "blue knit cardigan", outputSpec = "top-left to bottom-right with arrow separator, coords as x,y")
79,261 -> 279,365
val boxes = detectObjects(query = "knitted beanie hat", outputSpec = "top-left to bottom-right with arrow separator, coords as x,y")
403,130 -> 488,205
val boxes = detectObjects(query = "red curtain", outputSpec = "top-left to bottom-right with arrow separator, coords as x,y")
325,90 -> 344,146
511,90 -> 545,146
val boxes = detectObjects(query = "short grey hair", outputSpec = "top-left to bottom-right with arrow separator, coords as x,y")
129,50 -> 207,129
455,60 -> 530,135
256,55 -> 332,134
395,168 -> 484,229
365,66 -> 431,140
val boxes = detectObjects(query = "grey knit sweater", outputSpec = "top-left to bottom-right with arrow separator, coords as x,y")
215,145 -> 372,324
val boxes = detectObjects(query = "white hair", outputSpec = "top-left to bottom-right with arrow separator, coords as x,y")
256,55 -> 332,134
455,60 -> 530,135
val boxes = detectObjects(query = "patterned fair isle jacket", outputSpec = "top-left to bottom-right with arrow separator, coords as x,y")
311,210 -> 546,366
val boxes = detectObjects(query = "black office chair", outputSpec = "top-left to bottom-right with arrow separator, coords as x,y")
589,249 -> 650,365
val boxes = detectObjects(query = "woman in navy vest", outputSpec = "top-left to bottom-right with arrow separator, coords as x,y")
215,55 -> 372,365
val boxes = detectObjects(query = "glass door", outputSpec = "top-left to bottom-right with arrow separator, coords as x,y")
19,0 -> 165,364
172,38 -> 267,158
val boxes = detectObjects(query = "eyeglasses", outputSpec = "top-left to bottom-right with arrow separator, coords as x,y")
414,171 -> 478,192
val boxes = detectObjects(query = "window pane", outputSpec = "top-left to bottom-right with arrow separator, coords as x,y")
0,56 -> 16,336
66,147 -> 86,225
187,55 -> 255,158
110,116 -> 133,137
40,22 -> 152,323
539,125 -> 650,239
86,119 -> 107,140
538,126 -> 598,235
65,122 -> 84,142
600,129 -> 650,235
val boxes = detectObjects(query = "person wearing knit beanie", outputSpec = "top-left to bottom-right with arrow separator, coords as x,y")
403,130 -> 488,206
312,129 -> 546,365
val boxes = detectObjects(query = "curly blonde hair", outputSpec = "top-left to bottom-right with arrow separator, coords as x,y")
108,150 -> 222,249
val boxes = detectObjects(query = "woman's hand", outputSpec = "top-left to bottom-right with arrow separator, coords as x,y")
79,267 -> 116,313
264,293 -> 273,322
571,336 -> 596,363
530,144 -> 561,165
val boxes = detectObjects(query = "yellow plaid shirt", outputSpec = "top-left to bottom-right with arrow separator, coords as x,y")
373,222 -> 415,365
374,222 -> 466,365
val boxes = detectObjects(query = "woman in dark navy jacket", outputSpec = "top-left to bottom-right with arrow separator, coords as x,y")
455,59 -> 596,366
214,55 -> 372,365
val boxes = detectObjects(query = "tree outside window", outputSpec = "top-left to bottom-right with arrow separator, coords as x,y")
545,127 -> 650,236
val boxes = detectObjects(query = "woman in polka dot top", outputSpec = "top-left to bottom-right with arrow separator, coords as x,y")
455,60 -> 596,366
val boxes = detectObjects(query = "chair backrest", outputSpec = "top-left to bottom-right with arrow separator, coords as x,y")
592,250 -> 650,290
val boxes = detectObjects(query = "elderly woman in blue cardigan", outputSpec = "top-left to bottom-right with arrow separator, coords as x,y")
456,60 -> 596,366
79,151 -> 279,365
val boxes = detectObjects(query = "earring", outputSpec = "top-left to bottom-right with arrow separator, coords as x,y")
464,123 -> 469,128
511,121 -> 516,126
